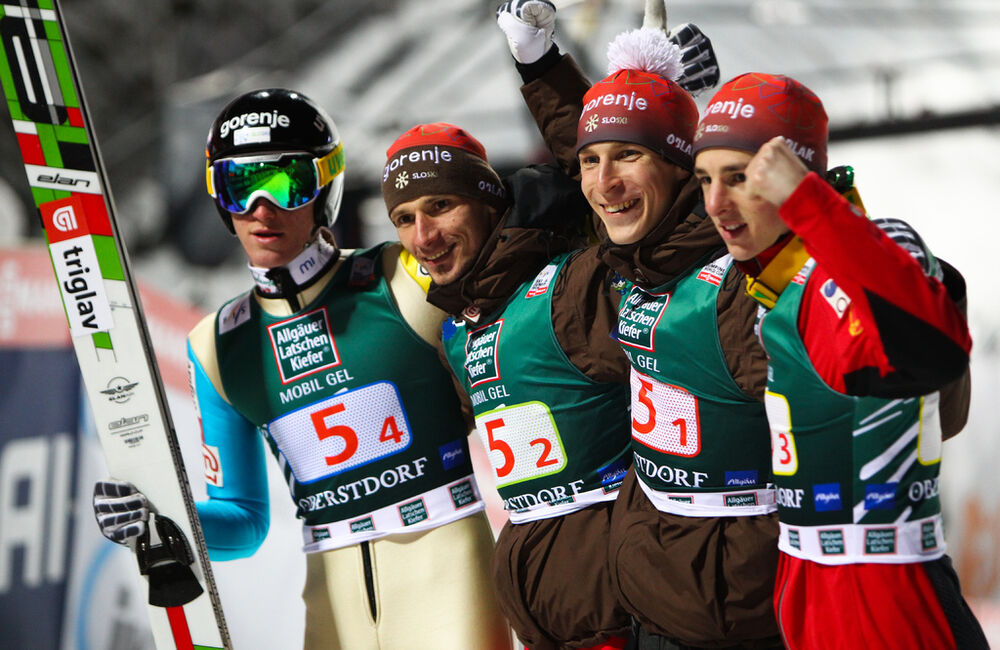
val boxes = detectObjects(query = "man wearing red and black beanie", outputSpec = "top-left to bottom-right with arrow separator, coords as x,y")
693,72 -> 984,650
382,113 -> 637,650
381,11 -> 776,650
563,34 -> 787,650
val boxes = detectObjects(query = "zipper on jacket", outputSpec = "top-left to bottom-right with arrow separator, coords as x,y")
360,541 -> 378,622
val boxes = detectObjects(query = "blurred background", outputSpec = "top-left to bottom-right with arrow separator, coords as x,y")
2,0 -> 999,648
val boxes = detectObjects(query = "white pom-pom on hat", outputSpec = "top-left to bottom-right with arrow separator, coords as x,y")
606,27 -> 683,81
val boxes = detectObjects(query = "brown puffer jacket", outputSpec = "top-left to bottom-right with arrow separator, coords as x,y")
519,52 -> 971,647
522,53 -> 783,647
424,161 -> 635,649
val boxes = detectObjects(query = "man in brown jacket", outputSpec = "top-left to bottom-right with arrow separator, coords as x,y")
376,8 -> 725,650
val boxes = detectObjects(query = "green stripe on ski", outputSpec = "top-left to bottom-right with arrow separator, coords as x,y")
92,331 -> 112,350
48,40 -> 79,109
92,235 -> 125,280
6,98 -> 25,121
0,55 -> 16,106
30,186 -> 60,206
39,0 -> 56,9
36,123 -> 63,166
54,123 -> 88,143
43,15 -> 62,41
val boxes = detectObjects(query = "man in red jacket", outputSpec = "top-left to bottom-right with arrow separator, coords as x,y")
692,72 -> 987,650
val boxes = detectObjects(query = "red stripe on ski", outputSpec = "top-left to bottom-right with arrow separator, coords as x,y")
77,193 -> 114,236
16,133 -> 46,165
66,106 -> 84,128
166,606 -> 195,650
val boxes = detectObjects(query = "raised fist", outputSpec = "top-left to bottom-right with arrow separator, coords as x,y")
497,0 -> 557,64
668,23 -> 721,95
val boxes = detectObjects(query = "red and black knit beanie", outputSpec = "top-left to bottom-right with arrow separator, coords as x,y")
692,72 -> 829,173
382,123 -> 509,215
576,28 -> 699,170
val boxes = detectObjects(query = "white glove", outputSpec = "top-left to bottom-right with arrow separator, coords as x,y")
668,22 -> 721,95
93,478 -> 150,543
496,0 -> 557,64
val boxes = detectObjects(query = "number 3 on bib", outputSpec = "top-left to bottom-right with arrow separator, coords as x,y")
475,401 -> 566,488
629,369 -> 701,457
765,391 -> 798,476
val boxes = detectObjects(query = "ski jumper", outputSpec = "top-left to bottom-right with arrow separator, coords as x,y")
753,173 -> 985,650
443,252 -> 632,650
187,237 -> 511,650
515,53 -> 784,648
609,252 -> 781,648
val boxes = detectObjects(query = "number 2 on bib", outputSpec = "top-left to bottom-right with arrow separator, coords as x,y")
475,401 -> 566,488
629,369 -> 700,457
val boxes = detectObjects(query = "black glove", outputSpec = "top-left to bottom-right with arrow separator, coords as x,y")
873,217 -> 943,280
93,478 -> 150,543
668,23 -> 720,95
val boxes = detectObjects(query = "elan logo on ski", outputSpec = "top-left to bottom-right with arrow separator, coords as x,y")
41,197 -> 114,337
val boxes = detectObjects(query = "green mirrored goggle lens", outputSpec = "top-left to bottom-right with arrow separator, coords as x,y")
213,154 -> 320,214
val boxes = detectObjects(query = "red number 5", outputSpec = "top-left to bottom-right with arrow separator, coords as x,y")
632,377 -> 656,434
311,403 -> 358,466
485,418 -> 515,478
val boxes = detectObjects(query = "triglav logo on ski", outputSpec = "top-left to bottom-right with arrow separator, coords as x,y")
102,376 -> 138,404
41,198 -> 115,336
464,320 -> 503,388
268,308 -> 340,383
51,205 -> 79,231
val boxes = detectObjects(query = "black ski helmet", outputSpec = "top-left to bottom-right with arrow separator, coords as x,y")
205,88 -> 344,233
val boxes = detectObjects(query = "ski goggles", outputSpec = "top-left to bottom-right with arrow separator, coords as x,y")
206,144 -> 344,214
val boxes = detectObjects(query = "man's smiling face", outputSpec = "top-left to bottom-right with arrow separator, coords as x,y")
578,141 -> 688,245
389,194 -> 494,285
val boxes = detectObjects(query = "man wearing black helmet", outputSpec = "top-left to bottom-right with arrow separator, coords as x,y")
93,89 -> 511,650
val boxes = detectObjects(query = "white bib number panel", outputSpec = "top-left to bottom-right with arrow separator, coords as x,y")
475,401 -> 566,488
268,381 -> 412,483
630,368 -> 701,457
765,390 -> 799,476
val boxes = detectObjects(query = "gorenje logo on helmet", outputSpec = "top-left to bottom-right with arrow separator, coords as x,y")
219,110 -> 291,139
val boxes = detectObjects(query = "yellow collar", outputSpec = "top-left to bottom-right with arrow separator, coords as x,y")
744,236 -> 811,309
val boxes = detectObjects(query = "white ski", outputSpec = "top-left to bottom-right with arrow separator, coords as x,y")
0,1 -> 230,648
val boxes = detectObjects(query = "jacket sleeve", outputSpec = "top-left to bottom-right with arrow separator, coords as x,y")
783,172 -> 971,398
188,333 -> 270,561
520,53 -> 591,178
933,259 -> 971,439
